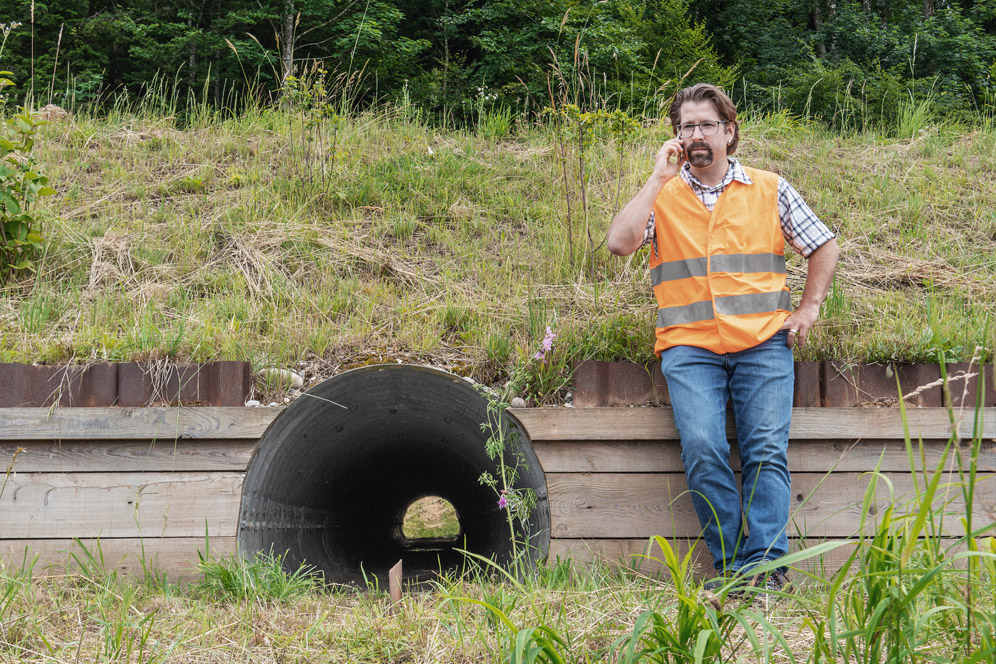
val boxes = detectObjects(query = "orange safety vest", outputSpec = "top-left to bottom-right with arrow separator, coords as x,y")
650,166 -> 791,356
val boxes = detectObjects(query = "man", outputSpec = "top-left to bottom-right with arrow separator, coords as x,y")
606,83 -> 839,592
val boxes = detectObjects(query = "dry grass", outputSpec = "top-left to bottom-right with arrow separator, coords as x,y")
3,547 -> 991,663
0,565 -> 835,662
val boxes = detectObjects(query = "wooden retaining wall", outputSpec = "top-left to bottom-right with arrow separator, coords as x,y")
1,407 -> 994,579
519,408 -> 996,572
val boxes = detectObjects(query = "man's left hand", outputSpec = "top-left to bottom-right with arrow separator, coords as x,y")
781,304 -> 820,348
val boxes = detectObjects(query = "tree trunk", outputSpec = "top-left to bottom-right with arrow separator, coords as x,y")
922,0 -> 933,19
812,2 -> 826,55
443,0 -> 450,103
280,0 -> 296,82
188,14 -> 197,89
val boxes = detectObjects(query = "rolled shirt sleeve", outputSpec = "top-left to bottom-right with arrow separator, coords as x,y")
777,178 -> 836,257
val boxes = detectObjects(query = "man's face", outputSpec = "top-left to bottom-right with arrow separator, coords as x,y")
677,100 -> 735,168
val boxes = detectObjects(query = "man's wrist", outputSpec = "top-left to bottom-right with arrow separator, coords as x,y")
647,171 -> 672,193
796,300 -> 821,317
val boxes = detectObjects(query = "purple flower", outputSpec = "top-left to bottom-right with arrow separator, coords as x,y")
497,495 -> 509,509
542,327 -> 556,352
534,351 -> 544,361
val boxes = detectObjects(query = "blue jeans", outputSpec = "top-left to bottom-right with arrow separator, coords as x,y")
659,330 -> 793,574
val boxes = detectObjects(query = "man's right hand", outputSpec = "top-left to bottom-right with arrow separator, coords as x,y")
652,139 -> 685,182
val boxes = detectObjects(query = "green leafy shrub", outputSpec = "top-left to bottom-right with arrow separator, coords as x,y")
0,109 -> 55,282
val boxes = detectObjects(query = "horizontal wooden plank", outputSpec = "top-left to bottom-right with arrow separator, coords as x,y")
1,440 -> 256,472
0,472 -> 243,538
550,537 -> 899,578
547,472 -> 996,539
548,537 -> 709,576
5,406 -> 989,444
5,406 -> 990,444
534,439 -> 996,474
0,537 -> 237,581
513,407 -> 996,442
0,407 -> 282,441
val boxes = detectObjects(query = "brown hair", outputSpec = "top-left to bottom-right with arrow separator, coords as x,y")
668,83 -> 739,154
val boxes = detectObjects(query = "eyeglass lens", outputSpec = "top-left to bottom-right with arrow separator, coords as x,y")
679,121 -> 724,138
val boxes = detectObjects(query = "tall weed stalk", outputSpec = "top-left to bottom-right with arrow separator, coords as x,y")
477,377 -> 540,579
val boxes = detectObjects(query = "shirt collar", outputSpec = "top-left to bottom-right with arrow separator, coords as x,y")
680,157 -> 752,190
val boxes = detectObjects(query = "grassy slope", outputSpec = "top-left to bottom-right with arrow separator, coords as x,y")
2,108 -> 994,392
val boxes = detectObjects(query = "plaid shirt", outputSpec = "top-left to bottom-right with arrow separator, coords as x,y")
643,158 -> 835,258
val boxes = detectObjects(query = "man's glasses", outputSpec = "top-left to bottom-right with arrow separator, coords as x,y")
676,121 -> 728,138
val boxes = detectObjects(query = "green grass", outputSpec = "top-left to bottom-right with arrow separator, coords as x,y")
1,517 -> 991,661
402,496 -> 461,540
0,103 -> 994,398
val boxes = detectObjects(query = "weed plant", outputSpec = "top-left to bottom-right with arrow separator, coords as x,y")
477,373 -> 541,577
194,548 -> 322,603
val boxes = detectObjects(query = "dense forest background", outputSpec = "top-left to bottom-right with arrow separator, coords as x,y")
1,1 -> 994,126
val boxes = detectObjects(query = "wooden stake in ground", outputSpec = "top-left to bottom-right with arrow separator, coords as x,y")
389,559 -> 403,612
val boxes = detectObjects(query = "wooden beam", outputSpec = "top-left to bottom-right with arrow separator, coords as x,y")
0,537 -> 237,580
0,472 -> 243,538
0,407 -> 282,441
549,537 -> 866,577
1,440 -> 256,472
3,405 -> 990,443
547,472 -> 996,539
513,407 -> 996,441
533,439 -> 996,474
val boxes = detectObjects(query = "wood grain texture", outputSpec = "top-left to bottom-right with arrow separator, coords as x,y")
0,537 -> 237,580
0,407 -> 281,441
547,472 -> 996,539
1,440 -> 256,472
549,538 -> 866,577
0,472 -> 244,538
533,439 -> 996,474
513,407 -> 996,441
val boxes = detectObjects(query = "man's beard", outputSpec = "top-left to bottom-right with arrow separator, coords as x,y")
686,141 -> 713,167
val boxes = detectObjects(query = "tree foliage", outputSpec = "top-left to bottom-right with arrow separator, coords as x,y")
0,0 -> 991,124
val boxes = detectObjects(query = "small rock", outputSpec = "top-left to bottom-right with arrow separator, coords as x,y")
256,368 -> 304,390
565,392 -> 573,401
510,397 -> 527,408
268,402 -> 278,407
245,399 -> 261,407
282,397 -> 290,404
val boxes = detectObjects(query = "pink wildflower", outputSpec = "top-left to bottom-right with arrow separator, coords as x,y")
542,327 -> 556,352
497,495 -> 509,509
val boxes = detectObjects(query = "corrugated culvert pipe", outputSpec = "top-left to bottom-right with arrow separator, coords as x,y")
239,364 -> 550,584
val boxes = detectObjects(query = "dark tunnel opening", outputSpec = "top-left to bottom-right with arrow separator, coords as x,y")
238,365 -> 550,584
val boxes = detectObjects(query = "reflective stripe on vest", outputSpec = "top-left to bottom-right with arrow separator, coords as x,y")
656,290 -> 791,327
651,252 -> 786,286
